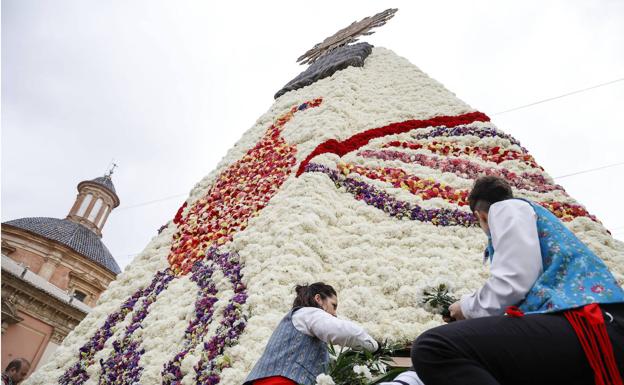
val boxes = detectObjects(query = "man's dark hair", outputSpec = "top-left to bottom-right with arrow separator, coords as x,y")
293,282 -> 337,309
468,176 -> 513,212
4,358 -> 30,373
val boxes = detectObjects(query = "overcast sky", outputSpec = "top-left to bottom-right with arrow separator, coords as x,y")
3,0 -> 624,271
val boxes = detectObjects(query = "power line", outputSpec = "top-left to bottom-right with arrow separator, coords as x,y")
553,161 -> 624,180
114,175 -> 624,259
111,79 -> 624,212
108,78 -> 624,263
493,78 -> 624,115
113,161 -> 624,211
117,253 -> 139,258
116,193 -> 186,211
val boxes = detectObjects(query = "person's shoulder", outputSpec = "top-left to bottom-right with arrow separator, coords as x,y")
291,307 -> 328,329
292,306 -> 324,317
490,199 -> 532,214
489,199 -> 536,225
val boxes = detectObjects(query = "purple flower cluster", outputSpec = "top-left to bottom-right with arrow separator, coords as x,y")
305,163 -> 477,227
414,124 -> 528,153
161,261 -> 219,384
98,270 -> 175,385
193,248 -> 248,385
359,149 -> 564,193
98,338 -> 143,385
59,269 -> 174,385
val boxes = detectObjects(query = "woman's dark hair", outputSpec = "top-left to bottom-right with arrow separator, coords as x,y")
293,282 -> 337,309
468,176 -> 513,212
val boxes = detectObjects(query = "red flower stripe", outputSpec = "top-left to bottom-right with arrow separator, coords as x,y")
383,140 -> 542,169
338,162 -> 596,222
295,111 -> 490,176
359,149 -> 563,193
168,99 -> 322,275
173,202 -> 187,225
541,201 -> 597,223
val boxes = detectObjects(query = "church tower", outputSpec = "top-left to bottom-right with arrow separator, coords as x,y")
66,168 -> 120,237
2,168 -> 121,372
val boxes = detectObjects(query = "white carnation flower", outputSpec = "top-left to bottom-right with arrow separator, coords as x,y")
353,364 -> 373,380
316,373 -> 336,385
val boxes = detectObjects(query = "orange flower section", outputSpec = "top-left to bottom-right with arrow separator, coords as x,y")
168,99 -> 323,275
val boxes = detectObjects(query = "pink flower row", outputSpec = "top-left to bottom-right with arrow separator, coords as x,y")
359,149 -> 563,194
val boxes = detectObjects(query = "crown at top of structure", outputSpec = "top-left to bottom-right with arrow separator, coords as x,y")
296,8 -> 397,65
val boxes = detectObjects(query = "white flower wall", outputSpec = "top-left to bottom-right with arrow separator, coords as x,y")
26,47 -> 624,385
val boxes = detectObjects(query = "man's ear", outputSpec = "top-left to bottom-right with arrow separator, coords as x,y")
474,210 -> 487,222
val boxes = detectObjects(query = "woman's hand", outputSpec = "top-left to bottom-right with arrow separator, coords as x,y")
448,301 -> 466,321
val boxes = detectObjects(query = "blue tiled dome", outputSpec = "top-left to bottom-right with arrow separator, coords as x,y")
3,217 -> 121,274
89,176 -> 116,195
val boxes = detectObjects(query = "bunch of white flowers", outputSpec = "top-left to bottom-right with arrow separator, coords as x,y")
353,365 -> 373,380
317,341 -> 408,385
316,373 -> 336,385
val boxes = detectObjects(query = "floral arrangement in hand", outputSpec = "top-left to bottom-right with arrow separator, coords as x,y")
422,283 -> 458,320
316,342 -> 408,385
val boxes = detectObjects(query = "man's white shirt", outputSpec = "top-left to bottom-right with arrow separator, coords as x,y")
460,199 -> 543,319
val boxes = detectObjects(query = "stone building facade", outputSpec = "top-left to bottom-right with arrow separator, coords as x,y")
1,174 -> 121,372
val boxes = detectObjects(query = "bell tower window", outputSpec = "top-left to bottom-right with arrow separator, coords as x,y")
76,194 -> 93,217
66,170 -> 119,236
87,198 -> 103,222
97,205 -> 110,228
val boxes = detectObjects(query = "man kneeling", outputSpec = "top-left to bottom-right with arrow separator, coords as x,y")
412,176 -> 624,385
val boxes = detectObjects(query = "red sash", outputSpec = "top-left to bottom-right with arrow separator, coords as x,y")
564,304 -> 623,385
253,376 -> 297,385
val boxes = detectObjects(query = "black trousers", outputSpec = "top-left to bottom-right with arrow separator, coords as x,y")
411,303 -> 624,385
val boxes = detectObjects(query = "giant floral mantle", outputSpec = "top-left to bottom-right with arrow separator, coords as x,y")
25,48 -> 624,385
